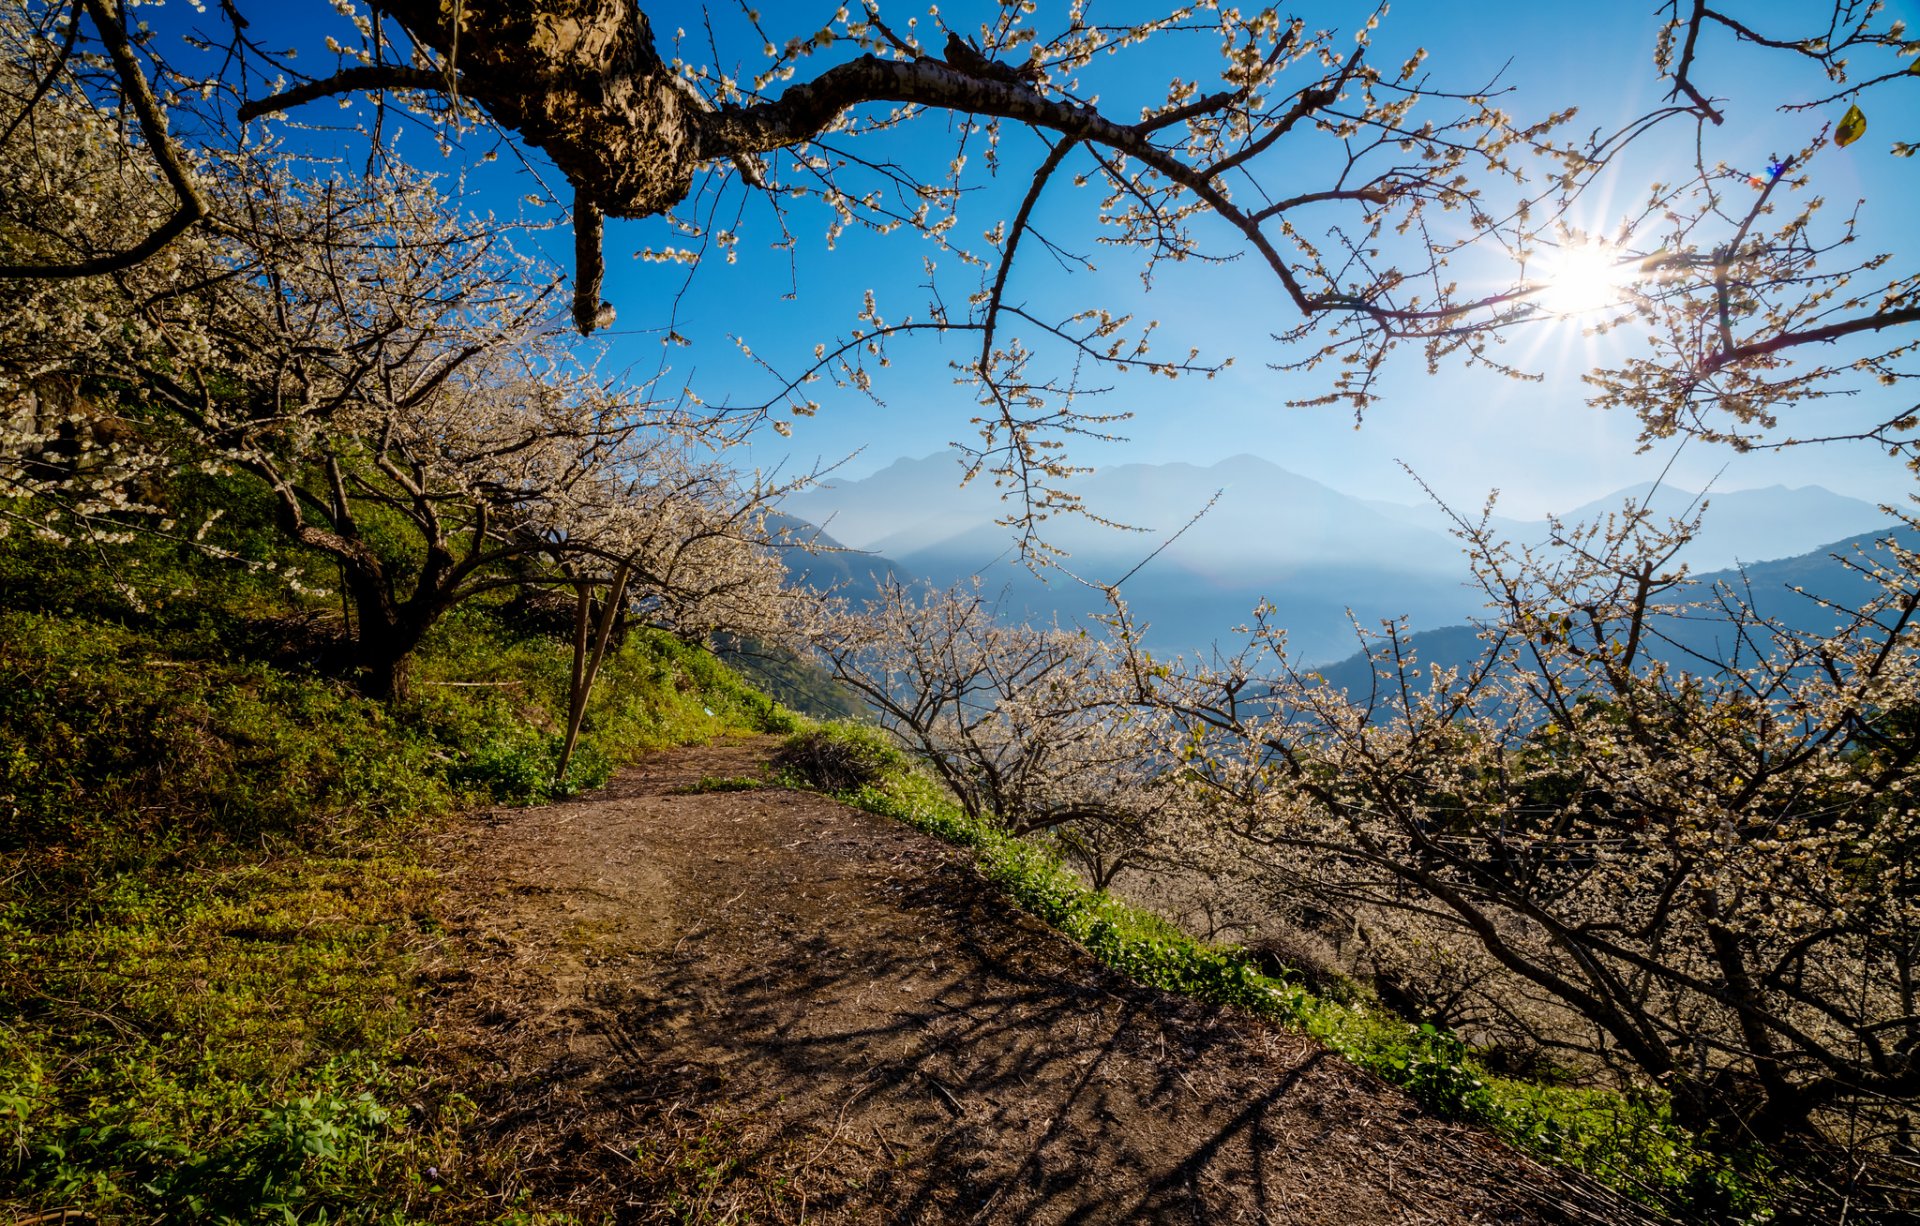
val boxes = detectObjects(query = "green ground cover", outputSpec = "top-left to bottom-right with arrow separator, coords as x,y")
0,518 -> 792,1224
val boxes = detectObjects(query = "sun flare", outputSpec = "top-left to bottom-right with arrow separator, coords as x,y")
1535,241 -> 1636,317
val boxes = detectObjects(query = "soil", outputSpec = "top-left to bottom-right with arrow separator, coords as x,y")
423,736 -> 1644,1225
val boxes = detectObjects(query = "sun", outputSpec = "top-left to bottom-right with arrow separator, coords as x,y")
1534,240 -> 1636,317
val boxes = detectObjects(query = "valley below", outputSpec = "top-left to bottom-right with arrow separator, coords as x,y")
782,452 -> 1906,665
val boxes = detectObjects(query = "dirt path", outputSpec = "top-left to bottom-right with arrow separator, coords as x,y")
424,738 -> 1626,1224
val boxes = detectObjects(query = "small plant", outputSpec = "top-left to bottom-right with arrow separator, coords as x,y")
672,775 -> 766,794
450,728 -> 613,803
156,1089 -> 396,1220
1392,1025 -> 1493,1119
772,724 -> 902,792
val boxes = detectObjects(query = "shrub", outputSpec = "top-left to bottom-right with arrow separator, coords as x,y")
773,724 -> 902,792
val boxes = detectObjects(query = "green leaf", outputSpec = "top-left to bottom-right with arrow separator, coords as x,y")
1836,103 -> 1868,147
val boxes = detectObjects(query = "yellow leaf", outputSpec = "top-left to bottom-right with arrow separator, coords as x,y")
1836,103 -> 1867,147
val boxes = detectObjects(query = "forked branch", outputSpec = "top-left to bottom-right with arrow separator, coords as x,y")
0,0 -> 210,280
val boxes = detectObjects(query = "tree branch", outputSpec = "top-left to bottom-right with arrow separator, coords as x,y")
0,0 -> 210,280
235,64 -> 454,122
572,190 -> 613,334
1702,305 -> 1920,374
979,135 -> 1078,374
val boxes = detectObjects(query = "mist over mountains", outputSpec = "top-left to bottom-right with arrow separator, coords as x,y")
1313,522 -> 1920,697
782,452 -> 1903,664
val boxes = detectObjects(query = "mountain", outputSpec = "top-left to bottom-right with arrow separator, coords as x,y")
895,455 -> 1488,663
1313,524 -> 1920,695
765,512 -> 905,609
783,454 -> 1000,558
780,452 -> 1902,665
787,453 -> 1481,661
1362,482 -> 1897,575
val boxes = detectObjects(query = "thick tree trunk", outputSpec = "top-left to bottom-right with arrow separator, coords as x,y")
349,595 -> 418,702
383,1 -> 701,218
356,635 -> 415,703
343,572 -> 437,703
1668,1067 -> 1819,1151
283,3 -> 1232,332
379,2 -> 1133,222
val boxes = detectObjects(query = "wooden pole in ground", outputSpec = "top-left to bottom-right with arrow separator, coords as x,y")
555,558 -> 633,788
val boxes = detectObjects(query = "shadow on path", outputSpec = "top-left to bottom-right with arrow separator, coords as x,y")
425,738 -> 1636,1225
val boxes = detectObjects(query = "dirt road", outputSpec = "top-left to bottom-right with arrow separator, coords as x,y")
424,737 -> 1622,1224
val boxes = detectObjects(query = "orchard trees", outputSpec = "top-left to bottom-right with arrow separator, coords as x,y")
0,31 -> 793,699
0,3 -> 201,537
1127,502 -> 1920,1156
160,163 -> 791,699
815,579 -> 1183,885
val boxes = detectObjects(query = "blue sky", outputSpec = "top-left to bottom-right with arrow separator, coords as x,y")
198,1 -> 1920,517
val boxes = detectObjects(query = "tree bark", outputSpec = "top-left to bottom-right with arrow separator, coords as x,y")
378,2 -> 1148,223
382,1 -> 703,218
346,578 -> 426,702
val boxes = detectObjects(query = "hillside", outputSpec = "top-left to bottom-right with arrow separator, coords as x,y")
1315,524 -> 1920,694
0,480 -> 1834,1223
0,559 -> 1663,1223
0,494 -> 1628,1222
0,516 -> 804,1223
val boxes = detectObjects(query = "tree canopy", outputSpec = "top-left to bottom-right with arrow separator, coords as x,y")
5,0 -> 1916,524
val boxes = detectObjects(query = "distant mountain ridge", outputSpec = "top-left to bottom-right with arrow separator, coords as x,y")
766,512 -> 901,610
1365,480 -> 1902,575
1313,524 -> 1920,695
781,452 -> 1901,663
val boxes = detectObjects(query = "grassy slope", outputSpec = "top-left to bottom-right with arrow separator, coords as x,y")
0,519 -> 795,1224
773,724 -> 1774,1224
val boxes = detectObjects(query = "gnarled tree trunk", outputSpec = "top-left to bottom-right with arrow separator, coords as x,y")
382,1 -> 703,220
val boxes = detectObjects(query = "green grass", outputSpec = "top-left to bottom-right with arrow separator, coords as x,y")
0,573 -> 793,1223
671,775 -> 769,795
785,722 -> 1775,1224
0,846 -> 436,1222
